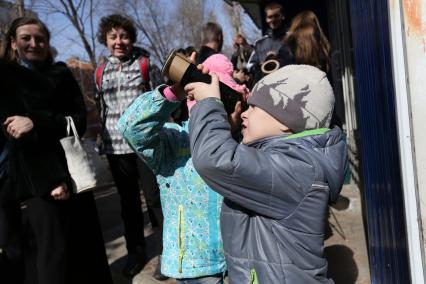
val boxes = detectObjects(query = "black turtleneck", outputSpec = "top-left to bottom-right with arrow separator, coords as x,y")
268,24 -> 288,40
196,46 -> 217,65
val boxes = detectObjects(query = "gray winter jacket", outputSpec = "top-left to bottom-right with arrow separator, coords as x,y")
189,98 -> 347,284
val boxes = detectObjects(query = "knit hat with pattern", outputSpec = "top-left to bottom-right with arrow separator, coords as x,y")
247,64 -> 334,133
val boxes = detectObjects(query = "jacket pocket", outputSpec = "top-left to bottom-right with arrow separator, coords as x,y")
178,204 -> 185,273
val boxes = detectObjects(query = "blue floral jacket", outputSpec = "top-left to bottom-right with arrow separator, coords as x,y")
118,86 -> 226,278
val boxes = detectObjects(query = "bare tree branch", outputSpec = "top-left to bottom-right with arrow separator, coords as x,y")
33,0 -> 98,66
16,0 -> 25,17
126,0 -> 164,62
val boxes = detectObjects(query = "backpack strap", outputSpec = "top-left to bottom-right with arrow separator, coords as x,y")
94,62 -> 107,149
139,56 -> 151,91
95,62 -> 107,91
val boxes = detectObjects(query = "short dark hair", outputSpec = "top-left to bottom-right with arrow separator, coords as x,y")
185,46 -> 196,56
201,22 -> 223,45
264,2 -> 284,15
97,14 -> 137,45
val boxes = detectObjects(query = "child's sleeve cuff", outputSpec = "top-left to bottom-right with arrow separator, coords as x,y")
162,86 -> 179,101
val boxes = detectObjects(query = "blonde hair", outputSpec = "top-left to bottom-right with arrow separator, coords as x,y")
284,11 -> 331,72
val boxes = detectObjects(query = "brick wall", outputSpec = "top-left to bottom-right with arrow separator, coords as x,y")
66,58 -> 101,138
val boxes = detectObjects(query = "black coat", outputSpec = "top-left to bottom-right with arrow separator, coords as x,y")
196,46 -> 217,65
0,60 -> 86,202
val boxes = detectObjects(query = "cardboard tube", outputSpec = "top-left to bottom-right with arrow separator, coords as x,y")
162,50 -> 190,83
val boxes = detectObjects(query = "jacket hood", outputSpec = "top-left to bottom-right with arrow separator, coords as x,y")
254,127 -> 347,203
295,127 -> 347,203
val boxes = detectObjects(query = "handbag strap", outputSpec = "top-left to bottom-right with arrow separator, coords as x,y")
65,116 -> 80,139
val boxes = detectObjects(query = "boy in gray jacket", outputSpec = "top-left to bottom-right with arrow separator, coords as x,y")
185,64 -> 348,283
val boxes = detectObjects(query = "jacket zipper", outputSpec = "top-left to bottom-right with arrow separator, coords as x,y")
117,63 -> 123,115
250,268 -> 259,284
117,63 -> 122,94
178,204 -> 185,273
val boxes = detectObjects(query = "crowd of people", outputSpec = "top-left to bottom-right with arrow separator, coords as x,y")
0,2 -> 347,284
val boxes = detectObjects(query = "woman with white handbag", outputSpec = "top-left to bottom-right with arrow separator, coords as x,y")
0,17 -> 112,284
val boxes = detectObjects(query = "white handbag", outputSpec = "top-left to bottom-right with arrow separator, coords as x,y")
60,116 -> 103,193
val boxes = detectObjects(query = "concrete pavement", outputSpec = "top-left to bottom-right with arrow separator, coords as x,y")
325,184 -> 371,284
94,185 -> 176,284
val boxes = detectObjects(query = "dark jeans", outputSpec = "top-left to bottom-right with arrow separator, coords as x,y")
107,153 -> 163,254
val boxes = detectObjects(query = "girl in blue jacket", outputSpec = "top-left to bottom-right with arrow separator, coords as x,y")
118,54 -> 245,283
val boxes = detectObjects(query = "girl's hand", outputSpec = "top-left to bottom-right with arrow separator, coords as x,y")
4,116 -> 34,139
188,51 -> 197,64
184,73 -> 220,101
51,183 -> 70,201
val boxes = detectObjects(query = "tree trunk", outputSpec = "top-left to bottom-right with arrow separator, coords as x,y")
16,0 -> 25,17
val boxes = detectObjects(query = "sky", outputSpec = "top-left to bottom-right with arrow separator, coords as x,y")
20,0 -> 261,64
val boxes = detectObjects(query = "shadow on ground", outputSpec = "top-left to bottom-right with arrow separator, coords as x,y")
325,245 -> 358,284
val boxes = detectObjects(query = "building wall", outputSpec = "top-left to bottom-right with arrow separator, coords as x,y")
66,58 -> 101,138
402,0 -> 426,256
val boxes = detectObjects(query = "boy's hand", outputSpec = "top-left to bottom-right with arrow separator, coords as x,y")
196,63 -> 210,75
184,73 -> 220,101
229,101 -> 242,134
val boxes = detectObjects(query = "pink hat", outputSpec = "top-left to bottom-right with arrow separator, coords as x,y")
202,54 -> 247,94
187,54 -> 247,114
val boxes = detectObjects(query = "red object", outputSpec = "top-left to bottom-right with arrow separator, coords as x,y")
95,56 -> 150,91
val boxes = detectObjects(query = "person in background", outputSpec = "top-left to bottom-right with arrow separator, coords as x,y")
246,2 -> 287,84
277,10 -> 331,72
231,34 -> 253,89
149,62 -> 166,89
118,53 -> 246,284
185,62 -> 347,283
196,22 -> 223,64
184,46 -> 196,57
0,17 -> 111,284
277,10 -> 342,128
95,14 -> 165,279
231,34 -> 253,71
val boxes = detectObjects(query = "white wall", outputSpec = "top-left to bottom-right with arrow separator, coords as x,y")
389,0 -> 426,281
401,0 -> 426,252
